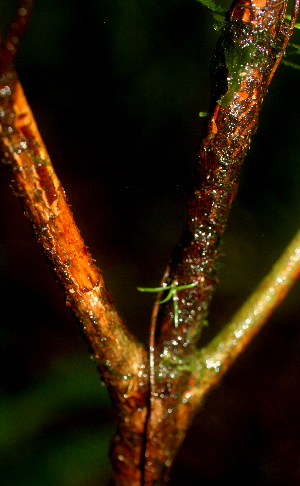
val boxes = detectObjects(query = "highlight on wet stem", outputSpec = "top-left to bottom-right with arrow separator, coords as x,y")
1,0 -> 300,485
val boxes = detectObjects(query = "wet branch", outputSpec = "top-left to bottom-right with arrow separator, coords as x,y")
0,4 -> 149,483
193,226 -> 300,403
0,0 -> 299,485
143,0 -> 300,483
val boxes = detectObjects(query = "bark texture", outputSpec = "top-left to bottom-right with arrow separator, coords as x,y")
143,0 -> 298,483
0,0 -> 299,485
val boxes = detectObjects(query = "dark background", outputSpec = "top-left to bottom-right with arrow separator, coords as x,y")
1,0 -> 300,485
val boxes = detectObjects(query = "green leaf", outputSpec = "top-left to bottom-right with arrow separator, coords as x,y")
285,15 -> 300,30
281,59 -> 300,70
196,0 -> 227,13
287,42 -> 300,54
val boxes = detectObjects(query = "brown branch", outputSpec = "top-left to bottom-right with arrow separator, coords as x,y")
0,40 -> 146,389
143,0 -> 299,483
146,227 -> 300,483
0,3 -> 149,484
0,0 -> 34,70
194,226 -> 300,395
1,1 -> 299,485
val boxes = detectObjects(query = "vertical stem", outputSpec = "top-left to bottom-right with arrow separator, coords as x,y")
143,0 -> 296,483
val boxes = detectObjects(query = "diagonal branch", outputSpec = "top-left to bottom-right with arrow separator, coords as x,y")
1,1 -> 300,485
192,226 -> 300,405
0,4 -> 149,483
143,0 -> 299,483
0,2 -> 146,386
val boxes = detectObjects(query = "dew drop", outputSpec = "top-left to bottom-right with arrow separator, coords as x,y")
18,7 -> 27,16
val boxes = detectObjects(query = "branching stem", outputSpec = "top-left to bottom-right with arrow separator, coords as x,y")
1,1 -> 300,485
192,228 -> 300,399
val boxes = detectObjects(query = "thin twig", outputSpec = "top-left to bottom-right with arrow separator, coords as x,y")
192,227 -> 300,397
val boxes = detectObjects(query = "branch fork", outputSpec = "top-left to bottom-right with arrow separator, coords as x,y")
1,0 -> 299,485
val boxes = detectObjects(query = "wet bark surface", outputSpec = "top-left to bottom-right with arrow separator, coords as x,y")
0,0 -> 299,485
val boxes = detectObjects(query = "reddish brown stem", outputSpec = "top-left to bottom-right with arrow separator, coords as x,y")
0,3 -> 149,484
1,1 -> 299,485
143,0 -> 298,483
0,0 -> 34,71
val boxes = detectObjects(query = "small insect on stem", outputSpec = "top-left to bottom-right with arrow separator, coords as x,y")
137,281 -> 198,327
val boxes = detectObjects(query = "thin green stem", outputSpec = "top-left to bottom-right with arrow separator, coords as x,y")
137,281 -> 198,327
195,228 -> 300,390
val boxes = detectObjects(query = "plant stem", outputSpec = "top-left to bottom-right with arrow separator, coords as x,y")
1,1 -> 300,485
143,0 -> 299,483
194,227 -> 300,398
0,4 -> 149,483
